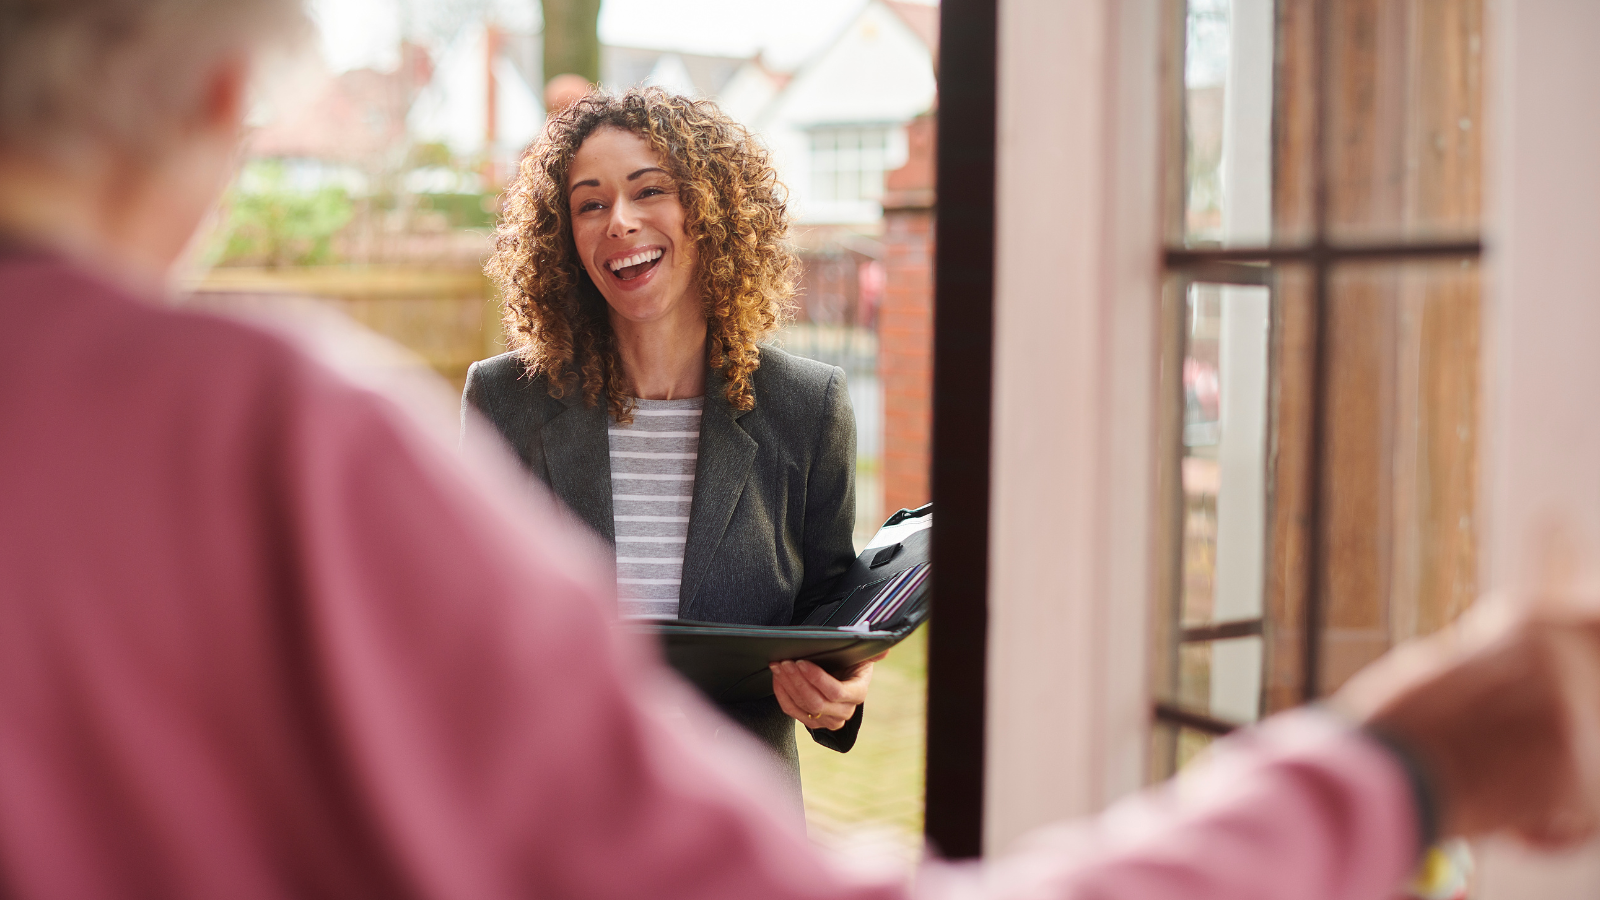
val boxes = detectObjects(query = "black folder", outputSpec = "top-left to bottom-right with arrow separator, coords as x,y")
634,505 -> 932,703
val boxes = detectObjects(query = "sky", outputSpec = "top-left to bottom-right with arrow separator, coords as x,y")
311,0 -> 936,75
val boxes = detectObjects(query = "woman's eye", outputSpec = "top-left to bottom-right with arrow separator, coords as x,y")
638,187 -> 665,199
576,200 -> 604,213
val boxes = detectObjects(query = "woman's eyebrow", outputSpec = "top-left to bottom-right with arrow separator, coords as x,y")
569,167 -> 666,193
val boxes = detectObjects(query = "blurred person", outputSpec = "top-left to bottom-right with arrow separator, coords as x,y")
464,87 -> 872,797
2,1 -> 1600,899
544,73 -> 591,117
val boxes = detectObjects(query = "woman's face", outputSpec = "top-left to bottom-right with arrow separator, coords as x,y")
567,127 -> 701,329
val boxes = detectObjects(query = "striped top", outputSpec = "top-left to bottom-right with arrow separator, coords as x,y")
609,397 -> 703,619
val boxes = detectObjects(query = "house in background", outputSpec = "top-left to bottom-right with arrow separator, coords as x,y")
250,1 -> 935,230
248,42 -> 436,193
604,45 -> 755,101
400,0 -> 936,331
407,27 -> 770,183
402,0 -> 936,231
406,23 -> 542,185
720,1 -> 938,334
747,0 -> 937,229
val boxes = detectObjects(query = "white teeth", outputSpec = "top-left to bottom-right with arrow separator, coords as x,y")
608,248 -> 663,273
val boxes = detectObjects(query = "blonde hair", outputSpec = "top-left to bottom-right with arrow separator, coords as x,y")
0,0 -> 310,159
488,87 -> 798,422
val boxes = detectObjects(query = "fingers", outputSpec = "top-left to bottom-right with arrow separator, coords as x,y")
770,668 -> 811,724
772,663 -> 852,729
775,662 -> 851,728
768,660 -> 861,730
801,659 -> 872,704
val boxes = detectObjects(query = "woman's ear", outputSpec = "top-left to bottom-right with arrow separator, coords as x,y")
195,54 -> 251,140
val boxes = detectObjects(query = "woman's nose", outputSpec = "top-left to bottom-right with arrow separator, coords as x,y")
607,200 -> 640,238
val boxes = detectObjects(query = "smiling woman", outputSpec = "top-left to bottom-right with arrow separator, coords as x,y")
487,88 -> 795,421
463,88 -> 873,804
565,127 -> 706,398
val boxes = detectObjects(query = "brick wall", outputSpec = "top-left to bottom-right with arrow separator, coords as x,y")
879,112 -> 936,515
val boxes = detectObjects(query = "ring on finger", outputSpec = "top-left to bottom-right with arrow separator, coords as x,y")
808,711 -> 820,720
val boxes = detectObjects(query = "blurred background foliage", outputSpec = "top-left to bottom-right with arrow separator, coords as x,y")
211,161 -> 355,268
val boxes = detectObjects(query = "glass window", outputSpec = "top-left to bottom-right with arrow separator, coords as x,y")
1154,0 -> 1485,778
1179,281 -> 1269,723
1182,0 -> 1274,248
810,126 -> 891,203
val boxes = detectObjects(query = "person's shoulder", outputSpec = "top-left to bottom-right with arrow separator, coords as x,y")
752,344 -> 843,398
1,256 -> 419,473
3,256 -> 289,363
465,350 -> 567,418
7,257 -> 324,402
467,350 -> 527,386
745,345 -> 850,439
468,351 -> 562,398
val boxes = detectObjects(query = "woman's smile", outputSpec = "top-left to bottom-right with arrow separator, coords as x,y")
604,245 -> 665,286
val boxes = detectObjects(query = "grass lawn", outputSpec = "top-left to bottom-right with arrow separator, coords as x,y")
797,626 -> 928,867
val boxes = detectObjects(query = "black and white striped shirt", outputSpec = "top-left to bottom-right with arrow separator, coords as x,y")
609,397 -> 702,619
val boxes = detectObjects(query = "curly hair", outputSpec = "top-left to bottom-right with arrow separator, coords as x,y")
488,87 -> 798,422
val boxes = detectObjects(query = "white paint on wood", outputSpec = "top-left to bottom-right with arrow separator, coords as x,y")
1210,285 -> 1269,723
1476,0 -> 1600,893
1220,0 -> 1274,247
984,0 -> 1162,855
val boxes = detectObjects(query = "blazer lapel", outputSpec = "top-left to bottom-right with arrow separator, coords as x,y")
677,370 -> 756,619
539,398 -> 615,544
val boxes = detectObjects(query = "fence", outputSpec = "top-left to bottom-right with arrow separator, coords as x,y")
183,265 -> 501,393
184,264 -> 886,543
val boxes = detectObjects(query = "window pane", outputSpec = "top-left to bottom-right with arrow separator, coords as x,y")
836,143 -> 862,201
1181,282 -> 1270,632
810,130 -> 836,202
809,126 -> 896,206
1261,260 -> 1481,710
1150,720 -> 1223,782
1335,0 -> 1483,244
1183,0 -> 1275,247
1160,280 -> 1272,726
1175,636 -> 1264,724
1176,726 -> 1217,769
815,172 -> 837,202
861,134 -> 886,201
1273,0 -> 1485,244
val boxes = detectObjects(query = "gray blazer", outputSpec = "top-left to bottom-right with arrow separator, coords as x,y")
461,345 -> 862,792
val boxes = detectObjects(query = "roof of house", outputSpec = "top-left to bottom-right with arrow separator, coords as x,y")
251,48 -> 431,163
602,45 -> 752,98
883,1 -> 938,53
470,31 -> 755,102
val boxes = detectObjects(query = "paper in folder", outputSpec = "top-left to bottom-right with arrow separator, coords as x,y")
634,504 -> 932,704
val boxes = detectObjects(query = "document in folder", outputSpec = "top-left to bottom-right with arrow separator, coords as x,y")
635,505 -> 932,704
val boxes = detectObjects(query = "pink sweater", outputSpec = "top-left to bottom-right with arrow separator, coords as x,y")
0,255 -> 1419,899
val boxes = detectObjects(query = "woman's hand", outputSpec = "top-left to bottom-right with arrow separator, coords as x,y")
770,653 -> 887,731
